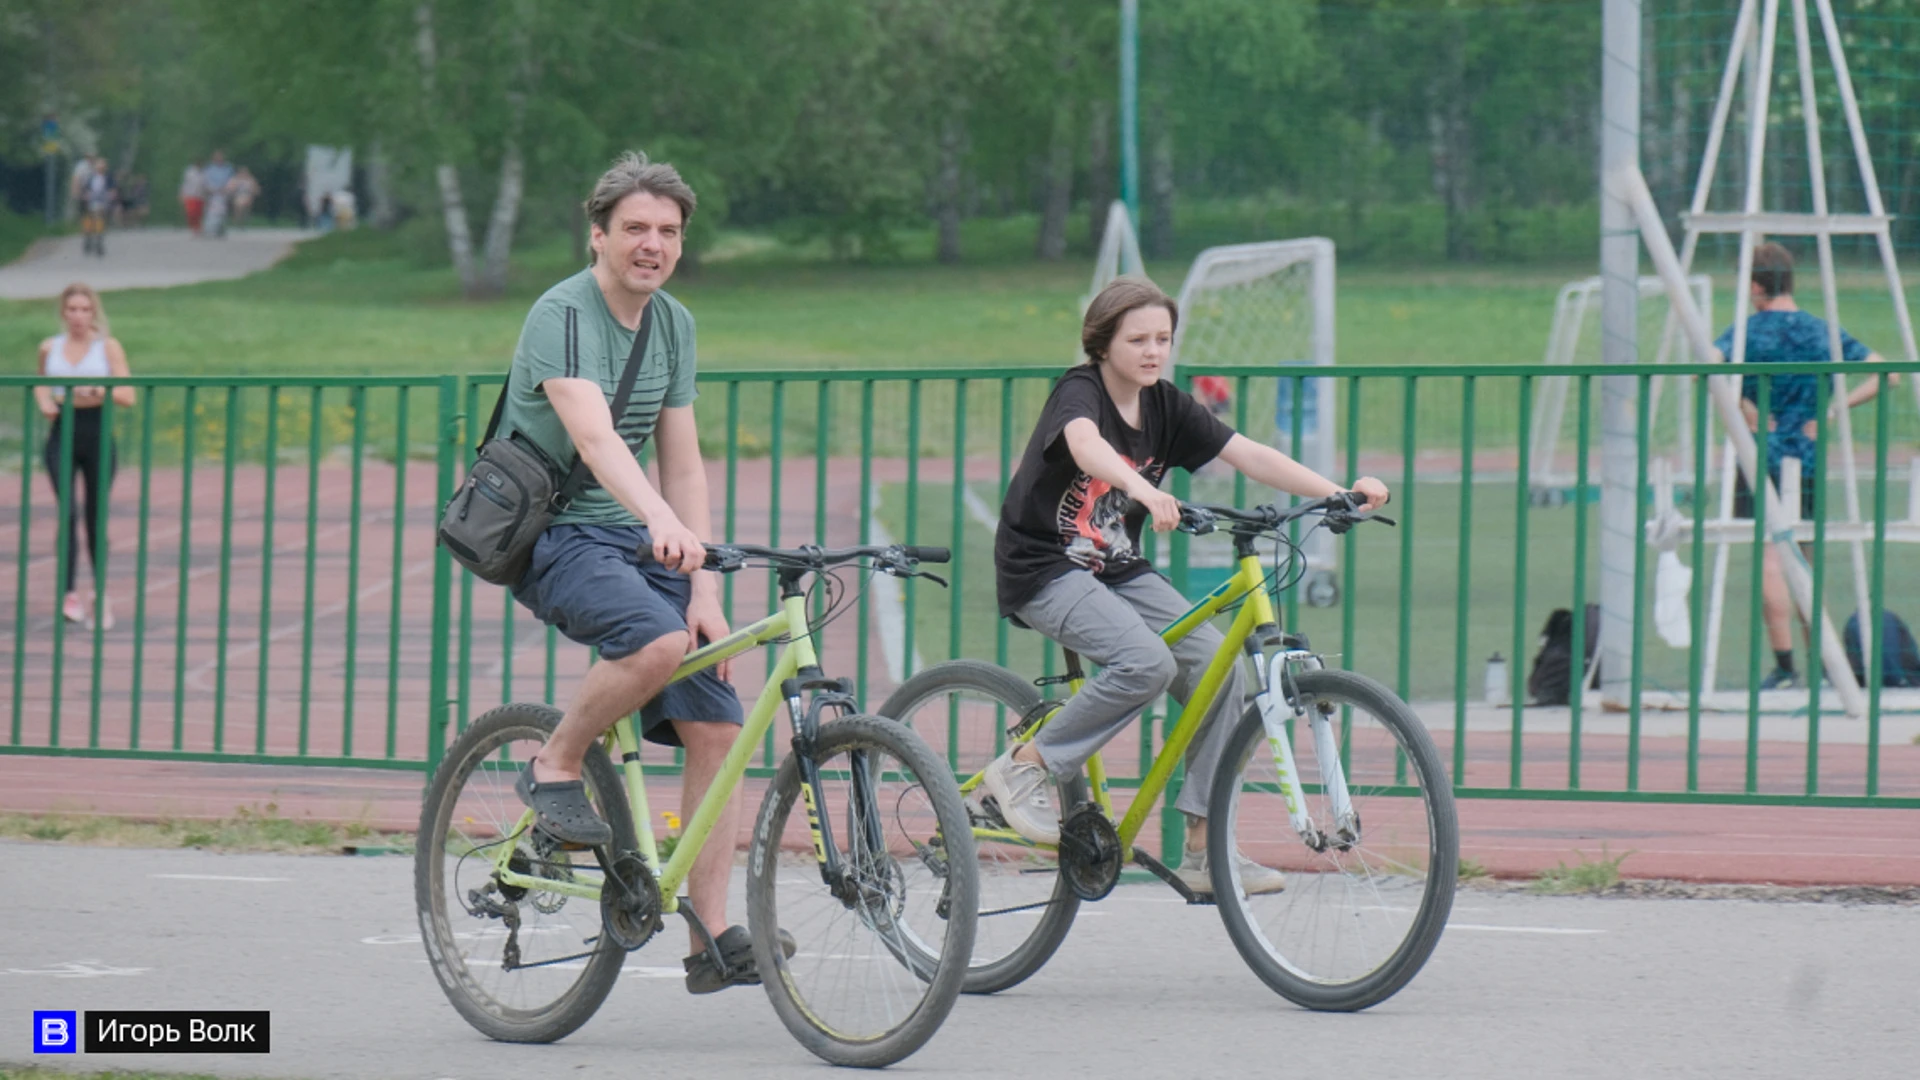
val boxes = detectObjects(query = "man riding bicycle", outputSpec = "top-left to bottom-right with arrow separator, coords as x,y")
496,152 -> 773,993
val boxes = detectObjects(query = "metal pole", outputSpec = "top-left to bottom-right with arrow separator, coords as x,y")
1598,0 -> 1642,708
1119,0 -> 1140,229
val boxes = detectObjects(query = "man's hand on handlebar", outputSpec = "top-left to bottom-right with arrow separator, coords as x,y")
648,516 -> 707,574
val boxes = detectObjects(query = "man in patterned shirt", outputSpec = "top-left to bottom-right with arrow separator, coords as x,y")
1714,242 -> 1902,689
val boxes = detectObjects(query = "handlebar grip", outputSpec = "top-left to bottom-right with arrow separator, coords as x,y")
902,545 -> 951,564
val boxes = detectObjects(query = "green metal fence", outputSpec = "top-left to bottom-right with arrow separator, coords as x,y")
4,361 -> 1918,811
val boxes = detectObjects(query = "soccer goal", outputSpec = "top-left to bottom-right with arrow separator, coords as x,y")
1168,238 -> 1341,605
1527,273 -> 1713,503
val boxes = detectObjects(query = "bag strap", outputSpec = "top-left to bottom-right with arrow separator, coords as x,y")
553,297 -> 655,509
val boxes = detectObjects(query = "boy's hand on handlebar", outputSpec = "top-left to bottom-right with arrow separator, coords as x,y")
1347,477 -> 1390,512
1127,479 -> 1183,533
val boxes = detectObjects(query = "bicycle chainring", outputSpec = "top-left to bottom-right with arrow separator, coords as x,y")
599,851 -> 664,951
1057,804 -> 1123,901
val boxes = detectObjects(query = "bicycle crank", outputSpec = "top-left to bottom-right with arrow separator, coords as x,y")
1057,805 -> 1123,901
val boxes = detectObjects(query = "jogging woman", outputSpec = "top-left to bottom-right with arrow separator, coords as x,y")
988,276 -> 1388,895
34,283 -> 135,627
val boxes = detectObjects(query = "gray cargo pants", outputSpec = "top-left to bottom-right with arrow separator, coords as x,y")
1016,569 -> 1246,817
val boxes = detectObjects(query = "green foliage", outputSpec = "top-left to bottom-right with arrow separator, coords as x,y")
1458,857 -> 1492,882
1531,845 -> 1634,894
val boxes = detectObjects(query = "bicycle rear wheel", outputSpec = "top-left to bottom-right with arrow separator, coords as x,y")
879,660 -> 1085,994
747,715 -> 977,1067
415,703 -> 635,1042
1208,669 -> 1457,1011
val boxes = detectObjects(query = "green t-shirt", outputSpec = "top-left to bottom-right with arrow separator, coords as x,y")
497,269 -> 699,526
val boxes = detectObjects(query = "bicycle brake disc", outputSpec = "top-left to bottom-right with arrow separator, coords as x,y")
600,851 -> 664,950
1058,805 -> 1122,901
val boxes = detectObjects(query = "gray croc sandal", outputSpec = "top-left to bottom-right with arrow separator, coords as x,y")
684,925 -> 799,994
514,762 -> 613,847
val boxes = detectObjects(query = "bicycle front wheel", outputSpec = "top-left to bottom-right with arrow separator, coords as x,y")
415,703 -> 635,1042
1209,669 -> 1457,1012
747,715 -> 978,1067
878,659 -> 1085,994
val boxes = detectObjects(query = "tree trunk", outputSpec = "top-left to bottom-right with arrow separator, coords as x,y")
934,114 -> 964,265
1085,97 -> 1113,250
414,2 -> 478,294
1143,101 -> 1174,260
1036,99 -> 1074,260
366,143 -> 399,229
477,143 -> 524,296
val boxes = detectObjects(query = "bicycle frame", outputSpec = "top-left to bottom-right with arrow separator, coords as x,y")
489,590 -> 826,915
964,545 -> 1349,859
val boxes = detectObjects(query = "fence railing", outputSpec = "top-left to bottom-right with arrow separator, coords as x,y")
4,361 -> 1918,812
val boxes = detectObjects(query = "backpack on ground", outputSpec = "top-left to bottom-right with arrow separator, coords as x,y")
1527,603 -> 1601,706
1844,610 -> 1920,688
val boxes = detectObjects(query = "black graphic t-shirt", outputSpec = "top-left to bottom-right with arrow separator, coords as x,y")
996,365 -> 1235,615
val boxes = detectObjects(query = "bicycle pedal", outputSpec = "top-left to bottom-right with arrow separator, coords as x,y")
969,794 -> 1011,831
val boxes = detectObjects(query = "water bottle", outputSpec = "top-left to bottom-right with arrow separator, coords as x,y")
1484,652 -> 1508,706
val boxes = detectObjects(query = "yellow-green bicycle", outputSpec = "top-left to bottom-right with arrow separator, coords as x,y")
882,494 -> 1458,1011
416,543 -> 978,1067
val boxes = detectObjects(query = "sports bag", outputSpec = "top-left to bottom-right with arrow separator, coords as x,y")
437,300 -> 654,586
1844,609 -> 1920,688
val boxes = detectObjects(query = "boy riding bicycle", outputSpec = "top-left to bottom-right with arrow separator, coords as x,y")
988,276 -> 1388,894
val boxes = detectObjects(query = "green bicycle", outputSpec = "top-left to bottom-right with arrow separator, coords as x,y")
882,494 -> 1458,1011
416,543 -> 979,1067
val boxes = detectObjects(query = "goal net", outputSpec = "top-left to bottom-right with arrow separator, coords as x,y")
1169,239 -> 1339,594
1527,274 -> 1713,500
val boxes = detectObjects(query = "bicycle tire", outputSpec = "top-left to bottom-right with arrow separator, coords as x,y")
416,703 -> 636,1043
1208,669 -> 1457,1012
878,659 -> 1086,994
746,715 -> 979,1067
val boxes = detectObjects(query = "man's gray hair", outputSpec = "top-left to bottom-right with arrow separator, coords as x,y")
584,151 -> 697,238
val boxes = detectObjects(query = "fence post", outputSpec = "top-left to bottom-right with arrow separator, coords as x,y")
426,375 -> 460,775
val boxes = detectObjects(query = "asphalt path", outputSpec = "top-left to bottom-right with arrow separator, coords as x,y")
0,227 -> 309,300
1,841 -> 1912,1079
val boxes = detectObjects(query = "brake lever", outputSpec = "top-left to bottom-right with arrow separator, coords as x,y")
911,570 -> 950,589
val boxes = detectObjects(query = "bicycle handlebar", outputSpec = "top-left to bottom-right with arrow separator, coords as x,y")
638,541 -> 951,575
1130,491 -> 1395,536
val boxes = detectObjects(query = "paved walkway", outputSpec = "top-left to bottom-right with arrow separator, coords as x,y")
0,226 -> 310,299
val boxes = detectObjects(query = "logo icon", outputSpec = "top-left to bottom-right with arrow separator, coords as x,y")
33,1010 -> 78,1054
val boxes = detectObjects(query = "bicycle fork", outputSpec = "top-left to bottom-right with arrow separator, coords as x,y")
1253,651 -> 1359,851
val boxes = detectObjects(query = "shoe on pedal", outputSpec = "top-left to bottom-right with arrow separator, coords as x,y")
514,762 -> 612,847
981,750 -> 1060,845
1175,847 -> 1287,897
684,924 -> 798,994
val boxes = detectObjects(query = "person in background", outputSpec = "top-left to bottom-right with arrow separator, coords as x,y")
179,161 -> 206,236
78,157 -> 114,257
34,283 -> 135,629
230,167 -> 261,228
1715,241 -> 1902,690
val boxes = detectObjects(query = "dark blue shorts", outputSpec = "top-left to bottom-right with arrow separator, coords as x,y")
513,523 -> 744,747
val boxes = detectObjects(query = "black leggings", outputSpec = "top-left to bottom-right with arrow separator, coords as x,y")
43,408 -> 116,594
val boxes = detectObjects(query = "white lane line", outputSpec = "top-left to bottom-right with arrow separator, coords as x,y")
150,873 -> 291,883
1,960 -> 149,978
1446,923 -> 1605,935
867,480 -> 924,683
183,551 -> 434,691
961,483 -> 998,534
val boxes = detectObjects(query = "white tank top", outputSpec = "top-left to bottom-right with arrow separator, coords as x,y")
43,334 -> 111,401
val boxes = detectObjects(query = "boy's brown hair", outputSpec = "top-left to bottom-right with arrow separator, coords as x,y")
1081,276 -> 1178,364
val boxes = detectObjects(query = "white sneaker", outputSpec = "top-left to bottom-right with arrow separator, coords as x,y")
980,751 -> 1060,845
1175,847 -> 1287,896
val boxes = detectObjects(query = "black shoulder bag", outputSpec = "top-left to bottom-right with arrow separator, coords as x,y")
438,300 -> 655,586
